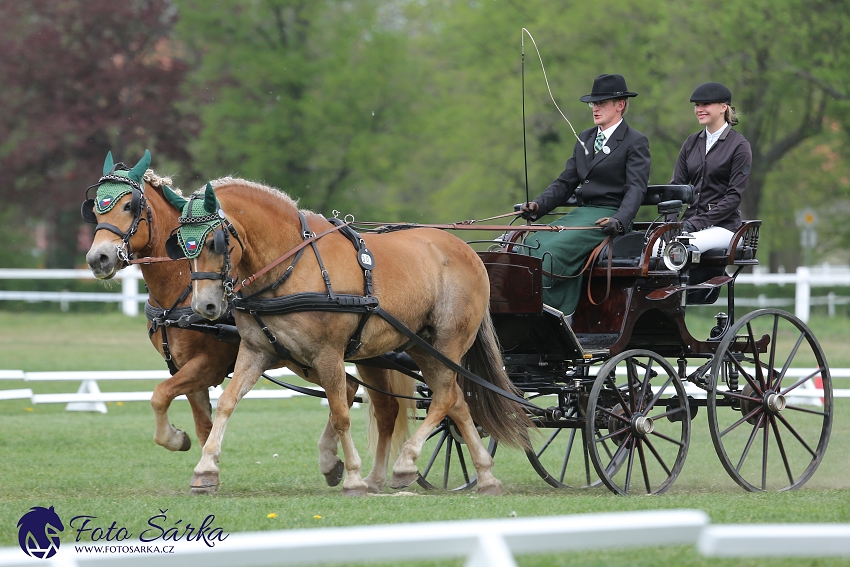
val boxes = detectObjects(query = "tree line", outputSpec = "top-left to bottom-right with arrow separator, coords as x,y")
1,0 -> 848,269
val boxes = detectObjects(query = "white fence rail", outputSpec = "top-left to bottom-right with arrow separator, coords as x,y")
0,367 -> 361,412
0,266 -> 145,316
0,510 -> 847,567
2,265 -> 850,321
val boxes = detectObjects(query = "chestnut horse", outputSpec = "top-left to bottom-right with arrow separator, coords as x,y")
180,181 -> 532,496
83,151 -> 413,493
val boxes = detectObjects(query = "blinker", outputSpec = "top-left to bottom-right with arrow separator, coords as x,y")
81,200 -> 97,224
165,234 -> 186,260
213,229 -> 227,255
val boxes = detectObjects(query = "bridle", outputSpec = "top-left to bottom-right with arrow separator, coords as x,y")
81,164 -> 152,266
165,193 -> 243,296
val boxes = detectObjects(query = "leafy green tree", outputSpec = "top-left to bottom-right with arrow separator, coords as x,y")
175,0 -> 426,218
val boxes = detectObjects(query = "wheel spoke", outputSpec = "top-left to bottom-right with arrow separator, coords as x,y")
606,434 -> 632,476
643,374 -> 674,413
560,428 -> 578,484
624,437 -> 636,493
643,437 -> 672,476
780,368 -> 823,396
596,405 -> 631,426
774,332 -> 806,392
595,425 -> 630,444
536,428 -> 563,458
720,405 -> 762,438
767,315 -> 779,389
769,415 -> 795,485
627,359 -> 639,413
727,354 -> 765,397
455,440 -> 471,485
637,439 -> 652,493
606,375 -> 633,418
776,412 -> 818,458
583,428 -> 592,486
746,322 -> 767,390
421,429 -> 447,479
761,414 -> 769,490
442,436 -> 454,489
638,358 -> 654,412
735,414 -> 764,473
648,429 -> 684,447
648,406 -> 686,421
784,404 -> 828,417
716,388 -> 762,403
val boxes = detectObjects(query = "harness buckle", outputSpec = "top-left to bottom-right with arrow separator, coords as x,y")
303,230 -> 316,240
116,244 -> 129,263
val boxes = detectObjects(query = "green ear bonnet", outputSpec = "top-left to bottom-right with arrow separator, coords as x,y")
176,183 -> 225,259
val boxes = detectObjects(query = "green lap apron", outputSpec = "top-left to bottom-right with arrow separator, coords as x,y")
526,205 -> 617,315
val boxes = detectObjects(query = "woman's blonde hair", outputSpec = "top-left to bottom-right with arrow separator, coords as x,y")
724,105 -> 739,126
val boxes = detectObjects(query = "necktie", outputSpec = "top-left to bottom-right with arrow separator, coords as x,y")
594,130 -> 605,154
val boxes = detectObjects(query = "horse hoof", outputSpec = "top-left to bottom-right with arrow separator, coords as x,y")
390,471 -> 419,489
343,486 -> 368,497
477,480 -> 503,496
190,472 -> 220,495
178,433 -> 192,452
323,460 -> 345,487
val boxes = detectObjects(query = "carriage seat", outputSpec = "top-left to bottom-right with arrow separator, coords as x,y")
591,185 -> 694,269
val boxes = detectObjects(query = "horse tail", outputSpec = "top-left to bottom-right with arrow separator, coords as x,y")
459,312 -> 534,450
366,370 -> 414,461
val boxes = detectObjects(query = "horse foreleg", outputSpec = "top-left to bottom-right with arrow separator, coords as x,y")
322,361 -> 368,497
445,382 -> 501,495
186,388 -> 213,447
191,356 -> 264,495
358,367 -> 402,494
317,377 -> 359,486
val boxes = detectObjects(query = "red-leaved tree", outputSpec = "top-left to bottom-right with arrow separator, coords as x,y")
0,0 -> 192,267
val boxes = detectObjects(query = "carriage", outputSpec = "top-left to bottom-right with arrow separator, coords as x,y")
83,153 -> 832,497
413,184 -> 833,495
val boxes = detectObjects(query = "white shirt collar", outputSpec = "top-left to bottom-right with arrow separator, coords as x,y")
598,119 -> 623,144
705,122 -> 728,153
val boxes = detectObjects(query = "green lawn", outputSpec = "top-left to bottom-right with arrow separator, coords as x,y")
1,310 -> 849,566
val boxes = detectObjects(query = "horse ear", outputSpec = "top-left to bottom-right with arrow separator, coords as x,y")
162,185 -> 188,211
103,151 -> 114,176
128,149 -> 152,182
203,182 -> 217,213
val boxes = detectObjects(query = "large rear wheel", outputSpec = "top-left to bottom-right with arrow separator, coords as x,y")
707,308 -> 832,491
586,349 -> 690,495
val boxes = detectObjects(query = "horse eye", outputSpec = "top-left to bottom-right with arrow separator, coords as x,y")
123,201 -> 132,211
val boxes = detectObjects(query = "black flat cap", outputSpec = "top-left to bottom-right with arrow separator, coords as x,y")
690,82 -> 732,103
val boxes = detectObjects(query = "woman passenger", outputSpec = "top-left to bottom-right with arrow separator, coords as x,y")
670,82 -> 752,252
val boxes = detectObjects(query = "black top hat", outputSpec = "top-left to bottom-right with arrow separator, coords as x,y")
690,82 -> 732,103
579,74 -> 638,103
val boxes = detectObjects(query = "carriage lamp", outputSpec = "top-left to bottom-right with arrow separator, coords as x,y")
662,240 -> 688,271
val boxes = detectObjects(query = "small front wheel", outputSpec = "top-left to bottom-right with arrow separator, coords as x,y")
586,349 -> 690,495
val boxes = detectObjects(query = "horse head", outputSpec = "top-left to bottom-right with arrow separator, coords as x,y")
83,150 -> 153,278
167,182 -> 239,320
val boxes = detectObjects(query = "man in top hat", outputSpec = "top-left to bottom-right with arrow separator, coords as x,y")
519,73 -> 650,317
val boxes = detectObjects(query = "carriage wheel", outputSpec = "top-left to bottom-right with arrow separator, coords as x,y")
524,392 -> 611,489
586,349 -> 690,495
707,309 -> 833,491
416,416 -> 498,491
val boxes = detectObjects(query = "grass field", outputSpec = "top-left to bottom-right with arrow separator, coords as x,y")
1,310 -> 849,566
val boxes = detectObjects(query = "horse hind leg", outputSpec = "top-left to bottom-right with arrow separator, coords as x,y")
445,382 -> 501,495
318,419 -> 345,487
